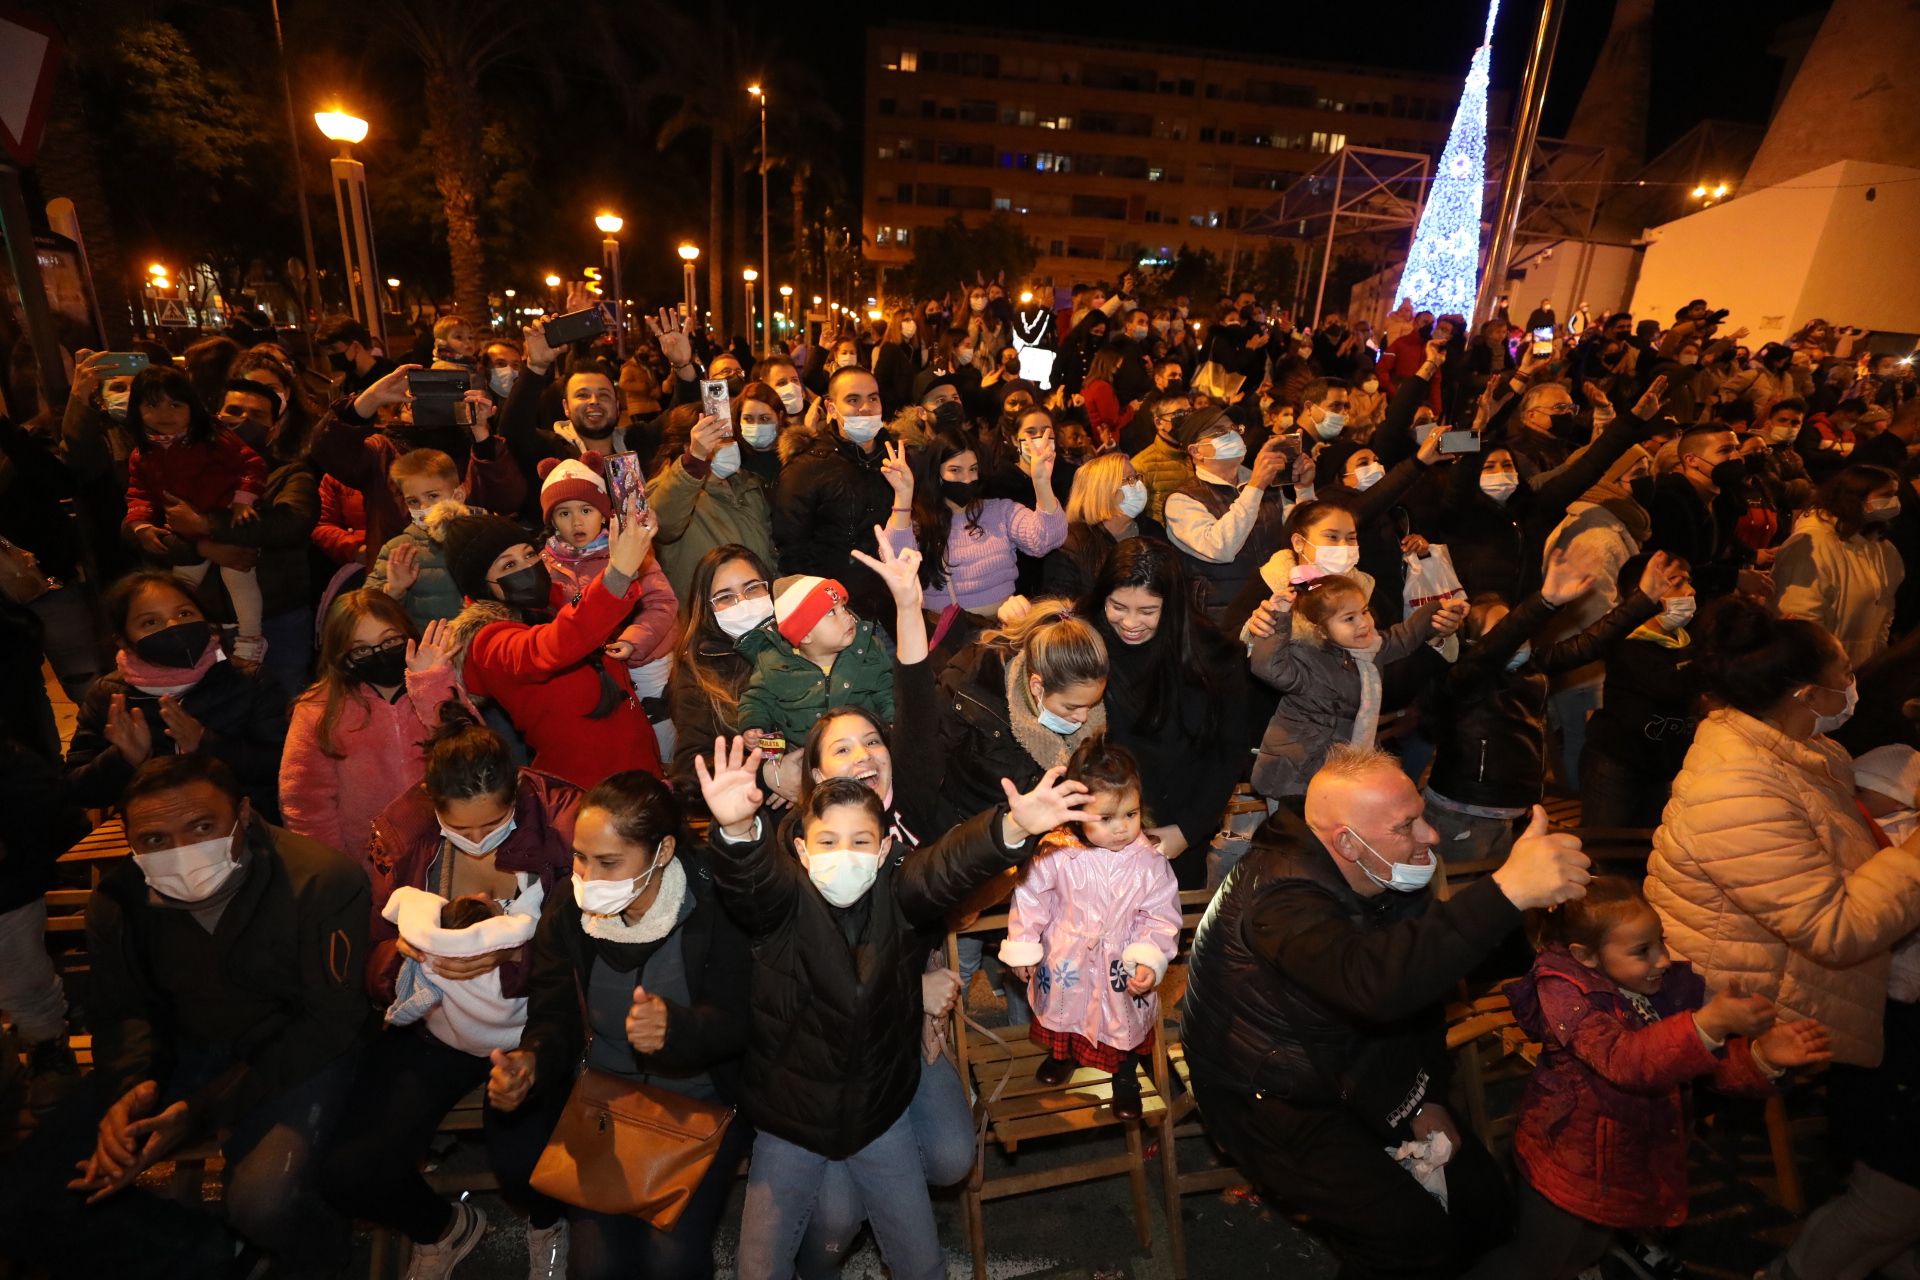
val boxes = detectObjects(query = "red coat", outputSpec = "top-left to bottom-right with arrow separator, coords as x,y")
1379,332 -> 1442,413
1082,380 -> 1133,449
459,572 -> 666,789
124,429 -> 267,529
364,767 -> 582,1004
1509,948 -> 1775,1230
312,474 -> 368,566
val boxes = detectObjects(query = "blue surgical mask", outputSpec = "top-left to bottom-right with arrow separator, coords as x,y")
1118,480 -> 1148,520
1346,826 -> 1436,893
1036,705 -> 1081,735
1204,432 -> 1246,463
841,414 -> 884,445
741,419 -> 778,449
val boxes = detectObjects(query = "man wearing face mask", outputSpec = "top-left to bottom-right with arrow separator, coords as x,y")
647,398 -> 779,600
318,316 -> 396,397
0,755 -> 369,1276
1722,340 -> 1813,414
1645,425 -> 1772,604
1163,406 -> 1305,619
482,340 -> 523,407
772,366 -> 900,623
1180,744 -> 1592,1280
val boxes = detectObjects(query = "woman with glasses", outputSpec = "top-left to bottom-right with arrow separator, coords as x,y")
648,394 -> 780,603
665,544 -> 780,808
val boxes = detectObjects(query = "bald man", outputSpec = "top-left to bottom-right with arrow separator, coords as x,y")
1180,744 -> 1590,1279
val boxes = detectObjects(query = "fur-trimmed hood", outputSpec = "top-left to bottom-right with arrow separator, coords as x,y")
443,599 -> 514,670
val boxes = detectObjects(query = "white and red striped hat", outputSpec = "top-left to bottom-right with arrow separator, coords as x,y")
773,575 -> 849,645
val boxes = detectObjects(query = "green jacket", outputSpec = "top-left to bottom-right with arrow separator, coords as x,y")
647,454 -> 778,602
366,523 -> 465,628
734,618 -> 894,743
1131,435 -> 1193,525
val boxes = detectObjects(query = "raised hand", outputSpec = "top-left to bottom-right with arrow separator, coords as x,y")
408,617 -> 454,675
464,389 -> 495,441
850,527 -> 925,610
1581,379 -> 1613,414
1540,545 -> 1600,606
1430,596 -> 1469,637
386,540 -> 423,596
1249,441 -> 1287,490
487,1048 -> 536,1111
626,985 -> 670,1054
607,508 -> 658,578
1637,550 -> 1682,601
352,363 -> 420,418
1416,427 -> 1455,467
880,439 -> 914,505
1001,765 -> 1099,843
688,412 -> 731,462
1630,374 -> 1670,421
694,735 -> 766,837
155,696 -> 205,753
1492,805 -> 1591,910
644,307 -> 695,370
104,693 -> 154,765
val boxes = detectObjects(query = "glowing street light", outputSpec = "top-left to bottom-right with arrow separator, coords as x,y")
313,110 -> 368,147
677,243 -> 701,319
147,262 -> 169,278
594,212 -> 624,235
742,267 -> 759,342
385,277 -> 400,289
314,106 -> 382,344
543,273 -> 561,288
1691,185 -> 1708,198
1712,183 -> 1730,199
504,288 -> 516,299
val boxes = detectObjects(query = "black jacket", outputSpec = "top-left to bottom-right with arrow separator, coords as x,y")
67,662 -> 289,816
709,804 -> 1031,1158
1041,518 -> 1165,602
1582,629 -> 1703,785
517,847 -> 752,1105
1179,806 -> 1519,1139
934,641 -> 1050,831
1644,473 -> 1740,601
667,638 -> 754,809
1426,590 -> 1659,809
771,424 -> 898,622
86,819 -> 369,1134
0,742 -> 90,913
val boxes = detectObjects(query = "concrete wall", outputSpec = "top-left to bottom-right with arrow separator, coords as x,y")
1502,240 -> 1641,321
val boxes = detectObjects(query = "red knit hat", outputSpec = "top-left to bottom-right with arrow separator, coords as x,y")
773,575 -> 849,645
537,451 -> 612,523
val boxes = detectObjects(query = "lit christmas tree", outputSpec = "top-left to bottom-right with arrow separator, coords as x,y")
1395,0 -> 1500,316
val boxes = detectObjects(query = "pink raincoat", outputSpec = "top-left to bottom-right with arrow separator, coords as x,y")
1000,834 -> 1182,1053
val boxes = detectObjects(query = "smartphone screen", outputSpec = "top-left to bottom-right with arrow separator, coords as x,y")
602,452 -> 648,518
1440,429 -> 1482,454
699,379 -> 732,425
1531,327 -> 1555,357
96,352 -> 151,377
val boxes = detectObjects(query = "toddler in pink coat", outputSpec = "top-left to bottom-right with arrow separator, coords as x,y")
1001,734 -> 1181,1119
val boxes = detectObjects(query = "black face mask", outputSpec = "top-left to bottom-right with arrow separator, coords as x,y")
1001,356 -> 1020,373
494,562 -> 553,613
1709,459 -> 1748,493
931,401 -> 966,431
1163,379 -> 1184,394
1547,410 -> 1580,441
132,619 -> 214,669
941,479 -> 981,507
1628,475 -> 1655,508
327,351 -> 352,374
344,639 -> 409,688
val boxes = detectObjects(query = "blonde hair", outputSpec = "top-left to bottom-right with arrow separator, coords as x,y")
985,598 -> 1108,692
433,315 -> 472,343
1066,452 -> 1131,524
390,448 -> 459,490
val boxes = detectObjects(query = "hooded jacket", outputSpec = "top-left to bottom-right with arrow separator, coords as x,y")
646,450 -> 778,601
771,423 -> 898,622
1647,709 -> 1920,1066
733,616 -> 895,745
1771,509 -> 1902,668
367,519 -> 466,627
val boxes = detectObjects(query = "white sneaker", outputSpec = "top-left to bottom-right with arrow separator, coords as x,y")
404,1201 -> 487,1280
230,633 -> 268,666
526,1217 -> 568,1280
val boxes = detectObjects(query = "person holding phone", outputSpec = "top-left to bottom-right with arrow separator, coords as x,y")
1162,406 -> 1310,622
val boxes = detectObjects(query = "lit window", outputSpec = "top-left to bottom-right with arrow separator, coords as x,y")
876,226 -> 892,245
899,51 -> 918,72
897,228 -> 912,245
993,196 -> 1011,211
1057,115 -> 1074,130
1331,133 -> 1347,152
1036,152 -> 1054,172
877,145 -> 892,160
1148,167 -> 1164,182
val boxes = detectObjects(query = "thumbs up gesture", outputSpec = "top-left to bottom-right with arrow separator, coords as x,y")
1492,805 -> 1591,910
626,984 -> 670,1054
488,1048 -> 535,1111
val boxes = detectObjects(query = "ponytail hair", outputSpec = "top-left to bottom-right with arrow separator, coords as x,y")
1064,731 -> 1141,799
1527,875 -> 1650,954
422,702 -> 516,805
985,597 -> 1108,693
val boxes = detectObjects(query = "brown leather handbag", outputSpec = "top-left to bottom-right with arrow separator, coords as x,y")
528,979 -> 735,1229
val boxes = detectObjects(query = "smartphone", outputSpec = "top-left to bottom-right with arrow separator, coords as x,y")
94,352 -> 150,377
601,451 -> 648,519
1531,326 -> 1555,357
544,306 -> 607,348
407,369 -> 470,428
700,378 -> 732,425
1439,429 -> 1482,454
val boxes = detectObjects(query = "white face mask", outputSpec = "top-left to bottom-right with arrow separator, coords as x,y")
1678,354 -> 1699,367
834,353 -> 859,370
776,382 -> 805,414
802,848 -> 884,907
710,441 -> 742,479
572,847 -> 667,917
1203,432 -> 1246,464
490,368 -> 518,398
134,821 -> 243,903
441,814 -> 516,857
1766,424 -> 1797,444
102,388 -> 131,421
1804,678 -> 1858,735
840,414 -> 884,445
1118,480 -> 1148,519
1351,463 -> 1386,491
1658,595 -> 1696,631
1312,411 -> 1347,440
741,419 -> 778,449
900,321 -> 917,339
1479,472 -> 1520,503
957,347 -> 975,364
714,596 -> 775,638
1309,542 -> 1361,575
1346,826 -> 1436,893
1865,498 -> 1899,523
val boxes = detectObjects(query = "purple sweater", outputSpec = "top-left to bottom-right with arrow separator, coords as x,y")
884,497 -> 1067,611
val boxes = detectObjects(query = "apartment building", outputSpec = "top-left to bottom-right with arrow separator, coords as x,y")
863,23 -> 1490,291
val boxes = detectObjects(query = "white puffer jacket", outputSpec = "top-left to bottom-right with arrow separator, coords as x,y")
1646,708 -> 1920,1066
1771,510 -> 1903,668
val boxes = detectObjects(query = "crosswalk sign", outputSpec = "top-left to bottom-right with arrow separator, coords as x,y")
157,298 -> 189,327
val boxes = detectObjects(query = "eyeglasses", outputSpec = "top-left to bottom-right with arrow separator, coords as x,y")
346,637 -> 405,663
709,579 -> 771,610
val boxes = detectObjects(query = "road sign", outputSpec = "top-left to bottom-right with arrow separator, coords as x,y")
157,297 -> 190,327
0,7 -> 63,168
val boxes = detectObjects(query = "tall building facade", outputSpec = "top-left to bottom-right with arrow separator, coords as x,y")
862,23 -> 1479,292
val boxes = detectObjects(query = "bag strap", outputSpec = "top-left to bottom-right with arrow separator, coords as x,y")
571,955 -> 652,1087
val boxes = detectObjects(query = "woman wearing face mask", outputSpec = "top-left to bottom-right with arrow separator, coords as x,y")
1771,464 -> 1905,667
431,508 -> 664,789
1578,554 -> 1706,828
1311,429 -> 1455,623
319,709 -> 582,1277
648,396 -> 779,601
1079,348 -> 1135,449
1041,452 -> 1165,600
482,768 -> 753,1280
872,309 -> 924,418
665,546 -> 780,806
278,590 -> 459,870
1346,369 -> 1387,431
66,571 -> 288,814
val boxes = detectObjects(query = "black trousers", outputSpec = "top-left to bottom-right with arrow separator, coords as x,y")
1194,1078 -> 1512,1280
1463,1183 -> 1612,1280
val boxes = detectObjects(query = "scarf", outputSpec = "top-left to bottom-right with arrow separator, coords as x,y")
1629,622 -> 1690,649
116,637 -> 224,696
1577,446 -> 1652,545
1342,635 -> 1385,749
544,531 -> 609,563
582,857 -> 688,945
1003,649 -> 1105,771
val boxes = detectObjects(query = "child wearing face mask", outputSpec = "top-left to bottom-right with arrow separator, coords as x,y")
536,454 -> 682,758
1482,878 -> 1827,1280
735,573 -> 895,749
1250,568 -> 1454,805
367,450 -> 472,627
1422,550 -> 1676,862
697,737 -> 1090,1280
1001,735 -> 1180,1120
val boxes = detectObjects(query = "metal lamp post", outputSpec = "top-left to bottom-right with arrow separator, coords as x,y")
678,243 -> 700,321
313,109 -> 383,347
595,212 -> 626,357
748,84 -> 772,352
742,267 -> 759,348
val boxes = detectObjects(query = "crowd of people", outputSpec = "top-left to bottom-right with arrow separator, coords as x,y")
0,279 -> 1916,1280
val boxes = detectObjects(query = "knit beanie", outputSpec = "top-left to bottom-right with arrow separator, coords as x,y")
773,575 -> 849,646
440,513 -> 534,600
537,451 -> 612,523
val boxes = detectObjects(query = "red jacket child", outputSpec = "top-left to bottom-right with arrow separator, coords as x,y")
1508,947 -> 1777,1230
123,428 -> 267,533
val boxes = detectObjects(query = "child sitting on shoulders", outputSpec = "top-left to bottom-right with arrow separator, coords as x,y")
736,574 -> 893,748
1001,734 -> 1180,1120
1485,877 -> 1831,1280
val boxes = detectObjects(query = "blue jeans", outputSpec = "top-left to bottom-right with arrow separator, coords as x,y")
955,936 -> 1031,1027
1547,682 -> 1602,793
796,1056 -> 975,1278
259,605 -> 314,703
738,1107 -> 946,1280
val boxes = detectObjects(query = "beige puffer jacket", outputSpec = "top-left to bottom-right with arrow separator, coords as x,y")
1646,708 -> 1920,1066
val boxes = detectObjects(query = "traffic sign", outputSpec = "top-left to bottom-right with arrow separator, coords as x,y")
157,297 -> 190,327
0,6 -> 64,168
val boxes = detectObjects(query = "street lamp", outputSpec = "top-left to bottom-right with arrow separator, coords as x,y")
779,283 -> 793,328
594,212 -> 627,357
743,267 -> 759,344
313,107 -> 383,347
677,243 -> 700,320
748,83 -> 772,351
